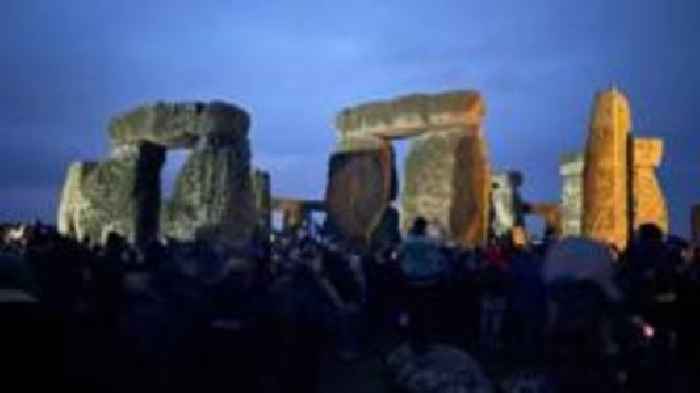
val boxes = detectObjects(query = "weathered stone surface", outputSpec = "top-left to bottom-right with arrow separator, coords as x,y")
57,162 -> 98,241
325,141 -> 396,245
251,169 -> 272,234
402,126 -> 490,248
335,134 -> 387,153
491,171 -> 524,237
632,138 -> 668,233
109,101 -> 249,149
58,142 -> 165,244
582,88 -> 631,250
386,344 -> 493,393
560,152 -> 584,237
161,144 -> 255,246
337,90 -> 484,140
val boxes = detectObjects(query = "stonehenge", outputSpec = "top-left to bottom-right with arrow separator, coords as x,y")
582,88 -> 632,251
108,101 -> 249,148
271,198 -> 325,231
560,153 -> 584,237
579,88 -> 668,249
325,140 -> 396,245
327,90 -> 491,247
58,142 -> 165,245
491,171 -> 524,238
58,101 -> 257,246
56,87 -> 671,250
632,138 -> 668,233
160,144 -> 254,245
509,89 -> 669,245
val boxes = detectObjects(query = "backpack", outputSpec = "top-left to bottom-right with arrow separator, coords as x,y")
399,236 -> 446,286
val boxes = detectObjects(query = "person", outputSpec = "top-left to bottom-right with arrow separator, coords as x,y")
94,232 -> 126,331
200,254 -> 268,392
366,244 -> 403,349
0,251 -> 65,389
677,246 -> 700,382
623,223 -> 678,374
507,239 -> 546,362
281,245 -> 336,393
543,237 -> 624,393
398,216 -> 448,354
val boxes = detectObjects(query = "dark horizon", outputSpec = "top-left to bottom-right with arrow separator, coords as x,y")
2,0 -> 699,236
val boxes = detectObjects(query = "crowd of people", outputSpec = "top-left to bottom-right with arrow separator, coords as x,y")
2,219 -> 700,392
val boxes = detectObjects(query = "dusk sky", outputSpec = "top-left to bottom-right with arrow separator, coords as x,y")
2,0 -> 699,235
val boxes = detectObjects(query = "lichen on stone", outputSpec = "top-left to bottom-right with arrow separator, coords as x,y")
336,90 -> 484,133
108,101 -> 250,148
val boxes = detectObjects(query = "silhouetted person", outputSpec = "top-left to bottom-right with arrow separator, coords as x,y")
0,252 -> 65,390
95,232 -> 126,331
282,248 -> 334,393
398,216 -> 447,354
625,224 -> 677,337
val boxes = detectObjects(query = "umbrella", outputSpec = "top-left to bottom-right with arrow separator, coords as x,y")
544,237 -> 622,301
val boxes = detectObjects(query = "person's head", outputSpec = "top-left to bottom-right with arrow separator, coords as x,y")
637,223 -> 664,245
410,217 -> 428,237
105,232 -> 125,254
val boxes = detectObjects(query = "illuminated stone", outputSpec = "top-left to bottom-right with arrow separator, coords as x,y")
326,141 -> 396,245
58,142 -> 165,245
582,88 -> 631,250
560,152 -> 584,237
491,171 -> 524,237
402,125 -> 490,248
632,138 -> 668,233
336,90 -> 484,139
161,144 -> 255,246
328,90 -> 491,248
109,101 -> 249,148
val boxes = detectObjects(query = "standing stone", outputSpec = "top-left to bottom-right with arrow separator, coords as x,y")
57,162 -> 98,241
403,126 -> 490,247
325,141 -> 396,245
491,171 -> 524,237
58,100 -> 255,246
331,90 -> 489,247
273,199 -> 306,231
251,169 -> 272,234
161,143 -> 255,246
58,142 -> 165,245
632,138 -> 668,233
560,152 -> 584,237
582,88 -> 631,250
